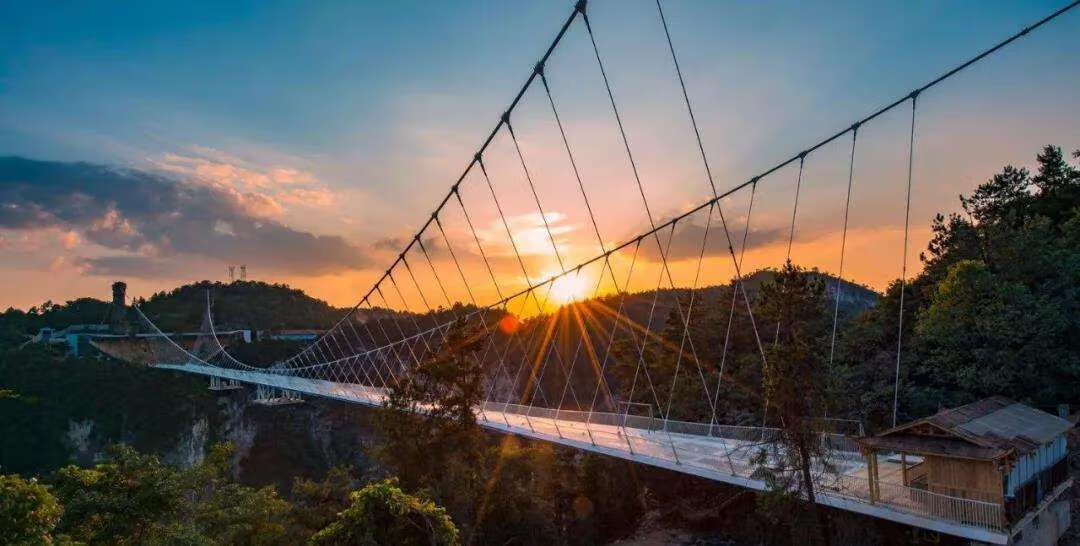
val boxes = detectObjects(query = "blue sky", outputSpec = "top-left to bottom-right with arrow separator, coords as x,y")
1,0 -> 1078,309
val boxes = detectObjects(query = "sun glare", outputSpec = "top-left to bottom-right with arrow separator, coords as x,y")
546,269 -> 588,305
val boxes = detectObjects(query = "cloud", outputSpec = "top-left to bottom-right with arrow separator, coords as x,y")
475,211 -> 578,258
636,213 -> 790,263
372,235 -> 444,257
60,230 -> 81,249
372,237 -> 406,252
47,255 -> 67,272
280,187 -> 333,207
148,151 -> 332,216
73,255 -> 186,279
0,156 -> 371,276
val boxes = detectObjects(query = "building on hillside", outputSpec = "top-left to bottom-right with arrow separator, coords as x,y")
29,281 -> 131,356
259,329 -> 324,342
28,280 -> 254,359
856,397 -> 1072,544
32,324 -> 112,356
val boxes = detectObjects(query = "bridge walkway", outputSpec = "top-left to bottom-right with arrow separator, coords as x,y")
156,362 -> 1010,544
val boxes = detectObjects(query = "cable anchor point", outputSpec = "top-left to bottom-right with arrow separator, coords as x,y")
575,0 -> 588,15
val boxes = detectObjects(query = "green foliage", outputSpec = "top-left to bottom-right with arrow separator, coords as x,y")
754,261 -> 833,545
289,466 -> 359,537
52,444 -> 184,543
831,145 -> 1080,428
0,474 -> 63,545
913,147 -> 1080,417
913,259 -> 1068,408
603,270 -> 874,428
373,320 -> 645,545
0,298 -> 114,347
49,442 -> 293,545
181,443 -> 293,545
759,260 -> 831,426
375,322 -> 487,493
309,479 -> 459,546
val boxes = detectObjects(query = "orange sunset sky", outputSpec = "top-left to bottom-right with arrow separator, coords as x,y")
2,1 -> 1078,312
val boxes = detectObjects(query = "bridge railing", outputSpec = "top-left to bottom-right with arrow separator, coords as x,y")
478,402 -> 861,454
480,400 -> 1004,532
176,369 -> 1005,534
821,474 -> 1005,533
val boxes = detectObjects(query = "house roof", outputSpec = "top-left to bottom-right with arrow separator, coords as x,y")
857,434 -> 1009,461
858,396 -> 1073,460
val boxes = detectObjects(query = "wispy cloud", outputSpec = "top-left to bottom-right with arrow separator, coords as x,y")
148,149 -> 334,217
475,211 -> 578,258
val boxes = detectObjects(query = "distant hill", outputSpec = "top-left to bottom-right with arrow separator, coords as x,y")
136,280 -> 354,333
133,270 -> 877,340
584,268 -> 878,337
741,268 -> 879,310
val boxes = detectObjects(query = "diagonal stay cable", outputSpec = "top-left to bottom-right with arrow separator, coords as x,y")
663,202 -> 720,431
655,0 -> 771,427
584,2 -> 714,419
709,182 -> 758,430
505,114 -> 567,273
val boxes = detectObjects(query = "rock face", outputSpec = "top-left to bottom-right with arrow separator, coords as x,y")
49,375 -> 382,490
64,419 -> 97,465
138,386 -> 383,488
164,418 -> 208,468
225,391 -> 380,490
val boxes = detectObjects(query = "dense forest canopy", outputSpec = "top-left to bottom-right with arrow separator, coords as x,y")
835,145 -> 1080,426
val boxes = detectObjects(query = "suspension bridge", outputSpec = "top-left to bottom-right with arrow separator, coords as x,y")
124,1 -> 1079,543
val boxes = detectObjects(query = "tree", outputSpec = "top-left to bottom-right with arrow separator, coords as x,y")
913,260 -> 1067,408
754,260 -> 833,546
309,479 -> 459,546
50,442 -> 293,545
833,144 -> 1080,426
0,474 -> 63,545
182,443 -> 292,545
51,444 -> 183,544
289,466 -> 359,537
374,321 -> 487,506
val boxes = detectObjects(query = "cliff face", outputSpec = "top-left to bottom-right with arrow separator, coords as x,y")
225,392 -> 380,490
1,343 -> 382,489
55,382 -> 382,490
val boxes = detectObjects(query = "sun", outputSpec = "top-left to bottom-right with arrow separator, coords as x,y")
546,269 -> 588,305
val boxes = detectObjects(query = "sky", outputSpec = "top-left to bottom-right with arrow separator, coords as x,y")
1,0 -> 1078,311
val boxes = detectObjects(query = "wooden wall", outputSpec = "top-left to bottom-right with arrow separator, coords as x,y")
904,460 -> 928,486
926,456 -> 1003,503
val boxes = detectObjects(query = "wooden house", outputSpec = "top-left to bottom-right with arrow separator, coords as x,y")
856,397 -> 1071,523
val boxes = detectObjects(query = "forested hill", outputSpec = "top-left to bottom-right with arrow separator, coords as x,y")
586,269 -> 876,345
136,280 -> 352,332
833,145 -> 1080,426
